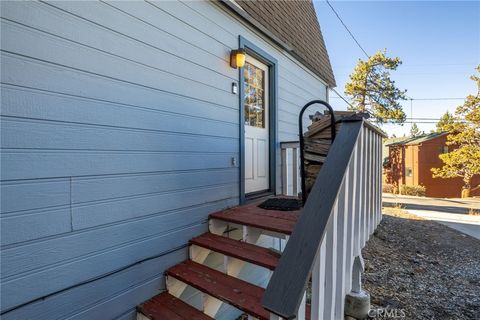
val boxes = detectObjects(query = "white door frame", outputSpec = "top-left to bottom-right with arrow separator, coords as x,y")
239,36 -> 278,203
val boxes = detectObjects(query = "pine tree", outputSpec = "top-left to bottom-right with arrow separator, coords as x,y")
431,65 -> 480,197
344,49 -> 407,124
409,123 -> 421,137
436,111 -> 455,132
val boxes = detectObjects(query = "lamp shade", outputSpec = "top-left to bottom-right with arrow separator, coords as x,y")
230,49 -> 246,69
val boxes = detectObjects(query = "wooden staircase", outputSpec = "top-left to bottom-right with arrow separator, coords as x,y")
136,117 -> 385,320
137,201 -> 306,320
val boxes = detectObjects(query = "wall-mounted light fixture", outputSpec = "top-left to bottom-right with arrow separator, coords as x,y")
230,48 -> 246,69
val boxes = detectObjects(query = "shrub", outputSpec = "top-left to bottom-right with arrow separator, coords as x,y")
399,184 -> 426,197
382,183 -> 395,193
469,208 -> 480,216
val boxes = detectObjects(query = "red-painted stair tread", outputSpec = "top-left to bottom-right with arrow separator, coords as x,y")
137,292 -> 212,320
209,203 -> 299,235
167,260 -> 270,320
190,233 -> 281,270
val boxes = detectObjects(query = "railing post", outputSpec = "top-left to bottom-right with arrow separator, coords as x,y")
292,147 -> 298,197
372,131 -> 378,230
346,141 -> 358,293
376,133 -> 380,221
368,129 -> 374,235
334,172 -> 348,318
353,129 -> 362,257
296,292 -> 307,320
280,142 -> 300,197
282,147 -> 287,195
345,255 -> 370,319
377,135 -> 383,224
323,199 -> 338,319
364,129 -> 368,239
311,236 -> 327,319
359,126 -> 367,249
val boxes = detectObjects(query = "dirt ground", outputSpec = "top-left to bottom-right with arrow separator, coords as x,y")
362,209 -> 480,320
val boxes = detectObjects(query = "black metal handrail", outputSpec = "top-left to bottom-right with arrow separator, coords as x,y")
298,100 -> 336,204
262,119 -> 364,319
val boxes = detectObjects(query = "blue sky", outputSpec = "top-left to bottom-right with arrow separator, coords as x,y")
313,1 -> 480,136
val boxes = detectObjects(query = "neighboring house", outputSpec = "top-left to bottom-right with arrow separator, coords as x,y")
385,132 -> 480,198
381,136 -> 408,183
382,136 -> 407,160
1,1 -> 383,320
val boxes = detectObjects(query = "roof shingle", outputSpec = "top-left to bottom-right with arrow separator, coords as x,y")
233,0 -> 336,87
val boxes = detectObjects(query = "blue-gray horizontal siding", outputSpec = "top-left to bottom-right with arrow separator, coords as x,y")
1,0 -> 327,318
2,248 -> 188,320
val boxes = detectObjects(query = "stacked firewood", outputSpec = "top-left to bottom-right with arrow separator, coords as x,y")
303,111 -> 356,198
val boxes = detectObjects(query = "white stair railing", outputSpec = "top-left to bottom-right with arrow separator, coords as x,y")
263,118 -> 385,320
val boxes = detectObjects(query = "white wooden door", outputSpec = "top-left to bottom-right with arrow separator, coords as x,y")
244,55 -> 269,194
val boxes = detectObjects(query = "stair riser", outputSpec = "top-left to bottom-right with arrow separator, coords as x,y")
136,313 -> 150,320
166,276 -> 224,318
189,244 -> 211,265
166,275 -> 188,299
188,245 -> 272,299
191,244 -> 248,275
209,219 -> 289,241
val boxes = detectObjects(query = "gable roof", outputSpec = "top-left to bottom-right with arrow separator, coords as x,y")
222,0 -> 336,87
404,132 -> 448,145
385,136 -> 417,147
386,132 -> 448,147
384,137 -> 411,146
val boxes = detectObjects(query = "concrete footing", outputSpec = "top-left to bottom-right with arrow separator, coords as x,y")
344,290 -> 370,319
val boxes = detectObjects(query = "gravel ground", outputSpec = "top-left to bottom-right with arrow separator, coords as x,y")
362,209 -> 480,320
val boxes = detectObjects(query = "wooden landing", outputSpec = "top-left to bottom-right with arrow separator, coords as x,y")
210,201 -> 300,235
190,232 -> 281,270
138,292 -> 213,320
167,260 -> 271,320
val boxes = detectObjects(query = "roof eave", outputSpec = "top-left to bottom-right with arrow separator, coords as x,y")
217,0 -> 336,87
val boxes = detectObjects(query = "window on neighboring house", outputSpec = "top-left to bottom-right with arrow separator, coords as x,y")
405,167 -> 413,177
439,146 -> 449,154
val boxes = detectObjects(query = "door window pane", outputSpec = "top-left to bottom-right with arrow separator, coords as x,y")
243,62 -> 265,128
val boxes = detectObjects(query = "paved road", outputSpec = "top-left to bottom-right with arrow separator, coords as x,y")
383,193 -> 480,214
383,194 -> 480,240
406,209 -> 480,240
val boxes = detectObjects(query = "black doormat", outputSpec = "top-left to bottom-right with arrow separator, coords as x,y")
258,198 -> 303,211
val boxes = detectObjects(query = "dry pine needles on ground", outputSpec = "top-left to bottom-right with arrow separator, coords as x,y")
362,209 -> 480,320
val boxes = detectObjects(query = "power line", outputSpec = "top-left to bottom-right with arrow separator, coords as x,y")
324,0 -> 467,113
408,97 -> 465,101
406,118 -> 443,120
329,87 -> 355,109
330,96 -> 465,101
387,121 -> 466,124
325,0 -> 414,109
325,0 -> 369,58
